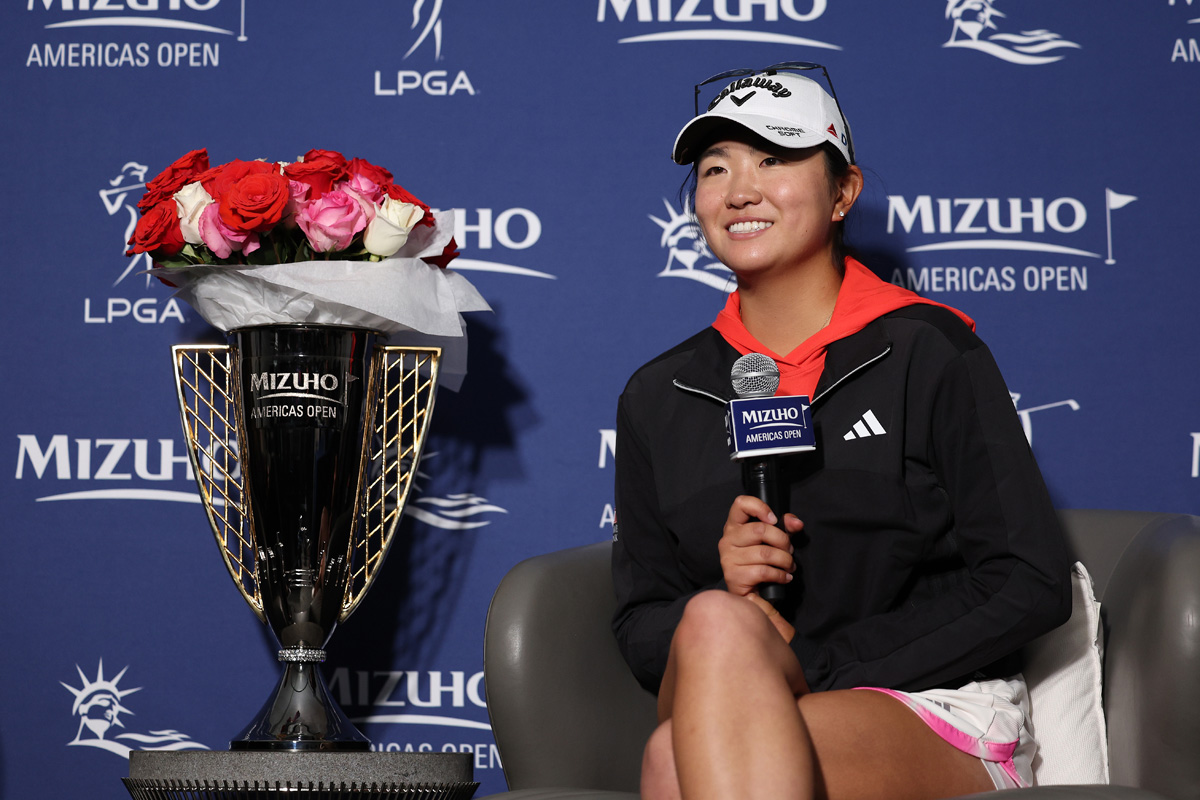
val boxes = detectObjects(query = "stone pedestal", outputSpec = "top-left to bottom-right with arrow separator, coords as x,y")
123,750 -> 478,799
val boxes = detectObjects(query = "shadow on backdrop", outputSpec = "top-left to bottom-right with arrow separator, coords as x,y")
335,305 -> 534,678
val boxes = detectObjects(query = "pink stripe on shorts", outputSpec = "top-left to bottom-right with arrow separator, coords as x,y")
855,675 -> 1036,790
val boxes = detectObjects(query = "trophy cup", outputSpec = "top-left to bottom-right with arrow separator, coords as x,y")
118,148 -> 489,797
171,324 -> 439,751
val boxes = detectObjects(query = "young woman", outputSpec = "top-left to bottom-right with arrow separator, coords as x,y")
611,64 -> 1071,800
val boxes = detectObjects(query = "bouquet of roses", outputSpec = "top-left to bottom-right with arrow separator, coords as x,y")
126,148 -> 488,390
127,148 -> 456,267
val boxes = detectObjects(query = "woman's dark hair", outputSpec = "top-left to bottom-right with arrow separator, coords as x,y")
678,140 -> 855,272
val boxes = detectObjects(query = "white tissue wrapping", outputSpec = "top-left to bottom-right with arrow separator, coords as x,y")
150,210 -> 489,391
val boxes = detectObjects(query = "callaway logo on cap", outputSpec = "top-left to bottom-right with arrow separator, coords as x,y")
672,71 -> 853,166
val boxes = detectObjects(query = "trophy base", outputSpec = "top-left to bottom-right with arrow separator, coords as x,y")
232,661 -> 371,751
124,750 -> 477,799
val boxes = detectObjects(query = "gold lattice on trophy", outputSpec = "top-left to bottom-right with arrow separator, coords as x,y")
171,344 -> 440,624
342,346 -> 440,620
172,345 -> 261,618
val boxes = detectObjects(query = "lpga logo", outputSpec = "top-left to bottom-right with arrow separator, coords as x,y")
61,660 -> 208,759
943,0 -> 1080,65
374,3 -> 476,101
87,162 -> 189,325
101,162 -> 151,287
649,198 -> 735,292
405,0 -> 443,60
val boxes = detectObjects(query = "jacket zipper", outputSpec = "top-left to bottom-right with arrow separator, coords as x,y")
672,379 -> 726,405
812,345 -> 892,405
673,344 -> 892,406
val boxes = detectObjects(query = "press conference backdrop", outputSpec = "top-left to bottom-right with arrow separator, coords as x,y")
1,1 -> 1198,796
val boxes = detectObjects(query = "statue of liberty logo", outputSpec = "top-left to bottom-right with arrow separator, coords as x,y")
944,0 -> 1081,65
61,660 -> 208,759
649,198 -> 735,292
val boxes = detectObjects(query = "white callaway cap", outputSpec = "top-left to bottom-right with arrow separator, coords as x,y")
672,71 -> 853,166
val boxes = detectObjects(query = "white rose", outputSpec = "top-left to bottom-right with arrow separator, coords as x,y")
174,181 -> 214,245
363,197 -> 425,257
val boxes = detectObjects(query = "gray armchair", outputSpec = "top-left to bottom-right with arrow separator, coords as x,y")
480,510 -> 1200,800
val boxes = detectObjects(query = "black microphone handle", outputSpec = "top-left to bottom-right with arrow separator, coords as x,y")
743,457 -> 786,605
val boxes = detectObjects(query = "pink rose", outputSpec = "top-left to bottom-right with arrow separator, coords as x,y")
198,202 -> 260,259
296,190 -> 367,253
342,171 -> 385,205
339,173 -> 385,226
283,180 -> 311,227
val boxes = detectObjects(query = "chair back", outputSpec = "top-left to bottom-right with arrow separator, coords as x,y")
483,541 -> 657,793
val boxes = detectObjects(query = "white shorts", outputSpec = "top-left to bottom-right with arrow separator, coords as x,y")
857,674 -> 1035,790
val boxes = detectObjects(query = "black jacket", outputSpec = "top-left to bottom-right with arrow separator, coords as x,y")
612,304 -> 1072,695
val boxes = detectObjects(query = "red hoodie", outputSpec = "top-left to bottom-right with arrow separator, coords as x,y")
712,257 -> 976,398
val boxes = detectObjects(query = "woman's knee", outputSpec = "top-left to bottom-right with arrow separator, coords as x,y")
672,590 -> 775,663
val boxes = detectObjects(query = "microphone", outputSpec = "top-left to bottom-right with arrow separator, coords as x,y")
730,352 -> 779,400
728,354 -> 814,605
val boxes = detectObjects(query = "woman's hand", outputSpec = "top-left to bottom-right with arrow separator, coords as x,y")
745,591 -> 797,644
718,494 -> 803,597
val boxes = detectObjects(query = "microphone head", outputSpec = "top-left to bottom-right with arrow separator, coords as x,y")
730,353 -> 780,398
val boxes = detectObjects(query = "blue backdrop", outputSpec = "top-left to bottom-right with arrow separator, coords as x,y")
2,1 -> 1199,797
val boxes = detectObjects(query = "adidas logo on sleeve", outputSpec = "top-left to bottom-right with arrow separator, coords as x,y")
843,410 -> 886,441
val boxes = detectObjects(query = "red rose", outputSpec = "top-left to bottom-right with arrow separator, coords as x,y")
220,171 -> 291,233
347,157 -> 394,188
422,237 -> 460,269
126,198 -> 184,257
300,148 -> 348,170
137,148 -> 209,211
385,183 -> 434,228
197,159 -> 278,203
284,149 -> 349,199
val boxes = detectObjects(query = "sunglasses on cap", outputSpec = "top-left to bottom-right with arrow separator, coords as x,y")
692,61 -> 856,165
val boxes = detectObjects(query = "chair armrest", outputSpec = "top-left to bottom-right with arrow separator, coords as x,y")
1103,513 -> 1200,797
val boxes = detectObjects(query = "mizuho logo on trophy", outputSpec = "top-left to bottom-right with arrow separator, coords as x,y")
246,365 -> 348,423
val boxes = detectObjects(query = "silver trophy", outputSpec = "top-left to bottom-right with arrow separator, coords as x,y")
173,324 -> 439,751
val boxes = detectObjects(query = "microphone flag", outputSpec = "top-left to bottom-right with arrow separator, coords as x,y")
726,395 -> 816,460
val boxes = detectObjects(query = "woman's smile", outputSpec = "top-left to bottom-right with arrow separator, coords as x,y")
727,219 -> 774,235
695,137 -> 836,278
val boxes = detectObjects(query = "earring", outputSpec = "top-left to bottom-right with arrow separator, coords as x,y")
839,211 -> 846,218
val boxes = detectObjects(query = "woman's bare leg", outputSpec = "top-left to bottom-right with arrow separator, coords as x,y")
642,590 -> 995,800
796,689 -> 995,799
656,591 -> 813,800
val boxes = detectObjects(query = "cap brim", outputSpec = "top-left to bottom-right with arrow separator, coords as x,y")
671,112 -> 830,165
